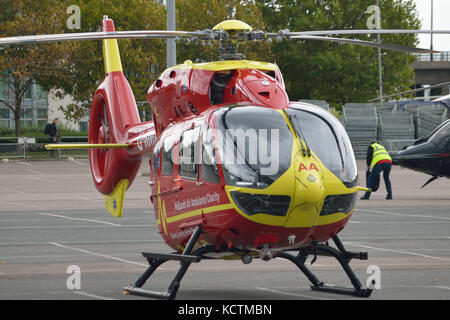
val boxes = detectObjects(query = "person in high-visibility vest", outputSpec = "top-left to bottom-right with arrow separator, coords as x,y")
360,141 -> 393,200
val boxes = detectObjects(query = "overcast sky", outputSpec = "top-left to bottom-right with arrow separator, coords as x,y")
411,0 -> 450,51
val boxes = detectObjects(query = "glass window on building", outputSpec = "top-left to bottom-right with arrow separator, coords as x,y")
0,78 -> 9,100
24,85 -> 32,100
0,119 -> 9,128
20,108 -> 33,119
37,108 -> 47,118
20,119 -> 33,129
37,120 -> 46,129
79,121 -> 88,133
35,85 -> 47,100
0,108 -> 10,119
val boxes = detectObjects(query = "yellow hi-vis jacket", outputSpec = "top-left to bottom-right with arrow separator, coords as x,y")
370,143 -> 392,169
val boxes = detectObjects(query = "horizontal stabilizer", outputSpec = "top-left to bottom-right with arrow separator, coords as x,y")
45,143 -> 129,150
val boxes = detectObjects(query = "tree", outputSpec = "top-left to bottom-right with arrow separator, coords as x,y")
176,0 -> 273,63
51,0 -> 272,122
49,0 -> 167,122
0,0 -> 76,136
254,0 -> 421,107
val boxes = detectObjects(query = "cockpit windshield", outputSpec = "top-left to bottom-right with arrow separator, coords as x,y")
286,103 -> 358,187
214,106 -> 293,189
429,119 -> 450,144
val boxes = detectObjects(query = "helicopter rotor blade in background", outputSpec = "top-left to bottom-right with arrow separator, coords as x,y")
368,81 -> 450,102
2,27 -> 450,54
284,29 -> 450,37
0,30 -> 210,46
289,35 -> 437,53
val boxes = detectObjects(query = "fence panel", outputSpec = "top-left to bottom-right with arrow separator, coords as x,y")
0,136 -> 88,160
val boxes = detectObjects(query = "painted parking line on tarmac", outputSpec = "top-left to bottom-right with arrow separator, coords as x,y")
356,208 -> 450,221
0,201 -> 38,208
39,212 -> 122,227
348,243 -> 450,262
73,291 -> 117,300
255,287 -> 332,300
48,242 -> 149,267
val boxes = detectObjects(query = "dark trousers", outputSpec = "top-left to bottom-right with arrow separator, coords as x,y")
49,137 -> 57,157
363,162 -> 392,198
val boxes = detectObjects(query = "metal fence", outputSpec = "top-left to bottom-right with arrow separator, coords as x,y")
351,139 -> 416,159
298,99 -> 330,111
415,52 -> 450,62
0,136 -> 88,160
342,103 -> 379,158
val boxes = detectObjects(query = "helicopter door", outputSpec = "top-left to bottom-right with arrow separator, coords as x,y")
158,132 -> 180,197
150,140 -> 161,198
151,132 -> 179,233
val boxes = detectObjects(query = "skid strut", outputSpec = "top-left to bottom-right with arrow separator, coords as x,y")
277,235 -> 373,298
122,225 -> 203,300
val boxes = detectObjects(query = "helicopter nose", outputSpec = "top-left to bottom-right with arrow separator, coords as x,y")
284,153 -> 325,228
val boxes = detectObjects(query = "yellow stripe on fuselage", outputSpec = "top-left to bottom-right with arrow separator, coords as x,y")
154,182 -> 234,227
157,203 -> 234,225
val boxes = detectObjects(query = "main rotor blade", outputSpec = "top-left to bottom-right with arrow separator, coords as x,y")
287,29 -> 450,37
368,81 -> 450,102
290,35 -> 437,53
0,30 -> 205,46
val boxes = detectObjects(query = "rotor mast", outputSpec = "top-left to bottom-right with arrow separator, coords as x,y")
166,0 -> 176,68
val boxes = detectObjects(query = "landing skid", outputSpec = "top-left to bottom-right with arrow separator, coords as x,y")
123,227 -> 373,299
122,225 -> 204,300
277,235 -> 373,298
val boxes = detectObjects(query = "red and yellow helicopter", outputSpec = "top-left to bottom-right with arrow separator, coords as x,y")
1,16 -> 448,300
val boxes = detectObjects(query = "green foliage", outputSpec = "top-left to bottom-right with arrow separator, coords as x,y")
50,0 -> 272,121
0,126 -> 87,137
176,0 -> 273,63
0,0 -> 76,136
50,0 -> 167,121
1,0 -> 423,132
255,0 -> 420,107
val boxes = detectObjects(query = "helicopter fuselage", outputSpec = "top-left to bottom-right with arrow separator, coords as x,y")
145,60 -> 360,254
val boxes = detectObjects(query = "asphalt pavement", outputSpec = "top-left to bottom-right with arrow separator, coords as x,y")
0,158 -> 449,302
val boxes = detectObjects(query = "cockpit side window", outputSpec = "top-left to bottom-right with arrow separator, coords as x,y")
152,139 -> 162,177
152,147 -> 159,177
201,124 -> 220,184
430,120 -> 450,145
209,71 -> 234,105
161,134 -> 178,176
179,126 -> 201,179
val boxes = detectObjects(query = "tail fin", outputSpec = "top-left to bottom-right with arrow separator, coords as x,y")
102,16 -> 123,74
88,17 -> 142,211
44,17 -> 154,218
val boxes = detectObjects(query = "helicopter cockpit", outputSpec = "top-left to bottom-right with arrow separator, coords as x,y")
286,102 -> 358,188
214,106 -> 293,189
211,103 -> 358,189
428,119 -> 450,147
